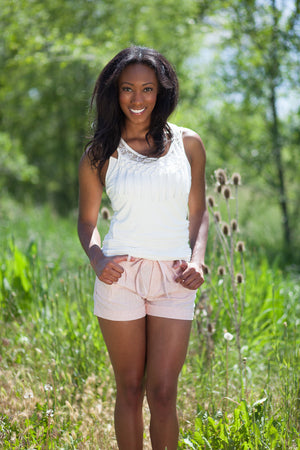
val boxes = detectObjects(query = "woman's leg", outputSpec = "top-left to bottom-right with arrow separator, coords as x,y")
98,317 -> 146,450
145,316 -> 192,450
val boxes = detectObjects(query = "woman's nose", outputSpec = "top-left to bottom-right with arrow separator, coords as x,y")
131,91 -> 143,104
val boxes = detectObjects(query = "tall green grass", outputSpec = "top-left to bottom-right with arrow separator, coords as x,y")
0,192 -> 299,449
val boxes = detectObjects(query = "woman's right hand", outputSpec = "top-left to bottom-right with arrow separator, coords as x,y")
94,255 -> 130,285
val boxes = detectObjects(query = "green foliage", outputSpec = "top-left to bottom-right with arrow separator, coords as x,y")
0,207 -> 299,448
0,239 -> 37,319
1,0 -> 299,261
179,398 -> 289,449
175,0 -> 300,260
0,0 -> 200,212
203,0 -> 300,253
0,132 -> 38,189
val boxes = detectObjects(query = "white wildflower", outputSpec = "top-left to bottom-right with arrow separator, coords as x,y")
46,409 -> 54,417
224,332 -> 234,341
96,402 -> 102,414
24,390 -> 33,399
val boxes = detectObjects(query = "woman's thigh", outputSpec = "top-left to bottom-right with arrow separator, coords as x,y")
98,317 -> 147,387
145,316 -> 192,393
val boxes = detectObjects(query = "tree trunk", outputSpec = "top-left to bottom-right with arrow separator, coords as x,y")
269,0 -> 292,248
269,83 -> 291,247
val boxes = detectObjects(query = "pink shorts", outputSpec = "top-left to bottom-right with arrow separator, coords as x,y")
93,259 -> 197,321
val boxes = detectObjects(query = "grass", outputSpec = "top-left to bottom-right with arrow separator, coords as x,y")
0,192 -> 300,449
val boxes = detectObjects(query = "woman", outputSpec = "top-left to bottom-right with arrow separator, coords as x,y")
78,46 -> 209,450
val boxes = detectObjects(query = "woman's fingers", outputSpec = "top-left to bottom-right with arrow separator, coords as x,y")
175,263 -> 204,290
99,254 -> 134,284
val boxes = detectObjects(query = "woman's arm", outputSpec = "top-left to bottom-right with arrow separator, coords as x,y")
77,153 -> 126,284
175,128 -> 209,290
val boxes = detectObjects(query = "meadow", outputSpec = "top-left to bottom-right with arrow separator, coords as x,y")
1,173 -> 299,449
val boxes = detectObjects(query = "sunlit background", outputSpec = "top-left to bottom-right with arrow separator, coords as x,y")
1,2 -> 300,448
1,0 -> 300,263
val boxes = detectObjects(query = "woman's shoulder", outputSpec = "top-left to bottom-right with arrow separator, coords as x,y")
79,148 -> 92,170
79,148 -> 100,177
168,122 -> 203,143
169,123 -> 205,162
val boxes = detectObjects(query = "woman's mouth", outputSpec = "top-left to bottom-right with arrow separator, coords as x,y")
129,108 -> 146,114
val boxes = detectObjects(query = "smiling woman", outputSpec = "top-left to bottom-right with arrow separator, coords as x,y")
118,64 -> 158,136
77,46 -> 209,450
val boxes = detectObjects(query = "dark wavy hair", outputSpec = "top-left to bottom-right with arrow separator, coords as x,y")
86,46 -> 179,179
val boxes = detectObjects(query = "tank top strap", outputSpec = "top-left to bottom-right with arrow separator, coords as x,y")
169,123 -> 185,155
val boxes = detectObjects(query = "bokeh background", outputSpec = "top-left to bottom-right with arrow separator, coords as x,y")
1,2 -> 300,448
1,0 -> 300,265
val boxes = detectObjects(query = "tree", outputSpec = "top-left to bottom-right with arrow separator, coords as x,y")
0,0 -> 201,212
0,132 -> 38,193
192,0 -> 300,255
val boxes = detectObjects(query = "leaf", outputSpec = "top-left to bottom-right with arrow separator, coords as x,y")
252,397 -> 268,408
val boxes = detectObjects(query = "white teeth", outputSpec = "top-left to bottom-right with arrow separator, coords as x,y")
130,108 -> 145,114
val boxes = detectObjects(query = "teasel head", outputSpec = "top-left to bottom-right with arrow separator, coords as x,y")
207,304 -> 213,315
214,211 -> 221,223
236,273 -> 244,284
217,265 -> 226,276
207,322 -> 215,334
222,185 -> 231,200
236,241 -> 245,252
207,195 -> 215,208
231,219 -> 238,232
202,264 -> 209,275
231,172 -> 242,186
215,168 -> 227,186
101,207 -> 111,220
222,222 -> 230,236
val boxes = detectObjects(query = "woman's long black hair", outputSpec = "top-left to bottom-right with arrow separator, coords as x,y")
86,46 -> 179,178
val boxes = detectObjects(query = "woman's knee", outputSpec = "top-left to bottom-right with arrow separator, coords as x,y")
146,380 -> 177,412
116,375 -> 145,407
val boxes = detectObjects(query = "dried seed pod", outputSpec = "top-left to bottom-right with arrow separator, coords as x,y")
101,207 -> 111,220
222,186 -> 231,200
231,219 -> 238,232
217,265 -> 226,276
202,264 -> 209,275
207,304 -> 213,315
231,172 -> 241,186
207,195 -> 215,208
214,211 -> 221,222
215,168 -> 227,186
236,241 -> 245,252
236,273 -> 244,284
222,223 -> 230,236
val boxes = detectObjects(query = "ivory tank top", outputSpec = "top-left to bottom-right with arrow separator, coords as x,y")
101,123 -> 192,261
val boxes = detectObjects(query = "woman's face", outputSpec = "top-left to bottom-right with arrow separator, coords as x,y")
118,63 -> 158,129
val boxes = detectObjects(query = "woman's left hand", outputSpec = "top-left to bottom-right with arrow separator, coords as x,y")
173,260 -> 205,290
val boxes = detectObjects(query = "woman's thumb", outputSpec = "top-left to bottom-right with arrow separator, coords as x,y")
113,255 -> 129,263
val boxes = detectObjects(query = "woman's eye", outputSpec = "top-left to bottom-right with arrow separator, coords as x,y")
144,87 -> 153,92
122,87 -> 132,92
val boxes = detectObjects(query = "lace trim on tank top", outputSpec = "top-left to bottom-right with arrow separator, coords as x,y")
118,127 -> 182,163
118,140 -> 158,163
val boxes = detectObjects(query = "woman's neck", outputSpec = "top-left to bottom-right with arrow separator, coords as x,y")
121,123 -> 155,154
122,122 -> 150,140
